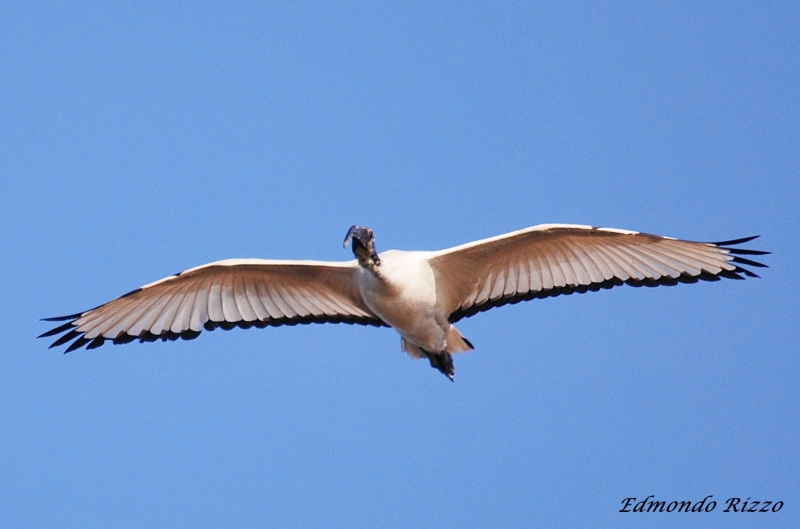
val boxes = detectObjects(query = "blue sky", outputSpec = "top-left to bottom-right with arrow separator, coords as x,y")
1,2 -> 798,528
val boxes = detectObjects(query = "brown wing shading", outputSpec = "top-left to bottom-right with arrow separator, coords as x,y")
427,225 -> 768,323
40,259 -> 387,352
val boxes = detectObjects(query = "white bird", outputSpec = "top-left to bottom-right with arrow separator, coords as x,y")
40,224 -> 768,380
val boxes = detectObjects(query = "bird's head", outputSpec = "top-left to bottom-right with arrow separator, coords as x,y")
343,225 -> 381,268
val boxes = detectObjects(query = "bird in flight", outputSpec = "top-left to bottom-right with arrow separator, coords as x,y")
40,224 -> 768,380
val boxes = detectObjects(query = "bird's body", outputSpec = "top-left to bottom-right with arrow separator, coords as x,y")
356,250 -> 443,351
40,224 -> 768,380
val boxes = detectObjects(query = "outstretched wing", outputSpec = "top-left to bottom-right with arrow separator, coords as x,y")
428,224 -> 769,323
40,259 -> 387,352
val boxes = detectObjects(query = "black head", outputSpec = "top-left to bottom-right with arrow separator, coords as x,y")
343,225 -> 381,268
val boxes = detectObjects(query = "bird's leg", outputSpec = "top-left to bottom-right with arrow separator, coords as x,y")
424,350 -> 455,382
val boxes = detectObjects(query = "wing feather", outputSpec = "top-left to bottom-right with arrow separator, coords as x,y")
476,273 -> 494,306
285,285 -> 317,317
299,287 -> 333,316
207,277 -> 225,322
556,240 -> 588,285
515,261 -> 529,293
489,270 -> 507,301
526,258 -> 543,291
171,287 -> 198,334
41,259 -> 386,352
538,249 -> 560,288
655,240 -> 713,264
582,241 -> 615,281
553,241 -> 581,286
232,273 -> 257,322
129,294 -> 174,337
150,290 -> 187,336
312,290 -> 345,316
254,279 -> 284,320
535,252 -> 553,290
604,244 -> 644,280
285,284 -> 315,317
612,244 -> 667,278
244,278 -> 270,321
505,264 -> 518,297
634,245 -> 688,277
110,288 -> 172,336
267,282 -> 294,318
598,244 -> 638,280
571,242 -> 605,283
189,282 -> 210,332
221,274 -> 241,322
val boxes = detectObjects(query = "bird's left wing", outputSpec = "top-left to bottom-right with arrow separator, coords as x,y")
40,259 -> 387,352
427,224 -> 769,323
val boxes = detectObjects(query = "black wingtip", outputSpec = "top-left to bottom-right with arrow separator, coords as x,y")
711,235 -> 760,246
41,313 -> 83,322
86,336 -> 106,350
65,336 -> 91,353
709,235 -> 769,276
113,333 -> 137,345
731,256 -> 769,269
49,330 -> 81,349
737,267 -> 761,278
725,248 -> 771,256
38,321 -> 76,339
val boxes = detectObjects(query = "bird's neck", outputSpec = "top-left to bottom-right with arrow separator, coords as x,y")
355,245 -> 382,271
362,261 -> 384,280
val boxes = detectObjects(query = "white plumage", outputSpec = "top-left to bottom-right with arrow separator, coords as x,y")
40,224 -> 768,380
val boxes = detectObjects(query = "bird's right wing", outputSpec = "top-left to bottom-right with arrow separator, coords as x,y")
40,259 -> 387,352
427,224 -> 768,323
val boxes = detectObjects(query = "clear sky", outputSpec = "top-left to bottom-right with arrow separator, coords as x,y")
1,2 -> 798,528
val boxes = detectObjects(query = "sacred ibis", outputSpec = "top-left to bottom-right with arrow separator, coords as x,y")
40,224 -> 768,380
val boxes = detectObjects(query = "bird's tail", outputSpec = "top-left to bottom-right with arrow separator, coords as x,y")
401,326 -> 474,360
401,338 -> 427,359
446,326 -> 474,354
